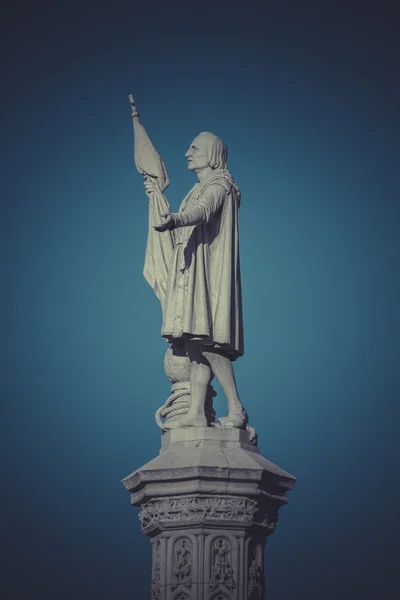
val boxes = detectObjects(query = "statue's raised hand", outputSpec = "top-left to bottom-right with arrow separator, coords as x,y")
144,178 -> 159,195
154,214 -> 175,232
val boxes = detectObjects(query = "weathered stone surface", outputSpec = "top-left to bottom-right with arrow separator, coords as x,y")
126,99 -> 297,597
122,427 -> 296,599
130,96 -> 248,430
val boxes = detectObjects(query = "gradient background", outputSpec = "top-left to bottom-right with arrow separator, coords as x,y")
1,1 -> 399,598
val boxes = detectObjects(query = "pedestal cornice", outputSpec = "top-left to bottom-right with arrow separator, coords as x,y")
122,427 -> 296,600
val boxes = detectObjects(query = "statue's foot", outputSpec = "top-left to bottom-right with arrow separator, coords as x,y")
163,415 -> 208,429
218,407 -> 248,429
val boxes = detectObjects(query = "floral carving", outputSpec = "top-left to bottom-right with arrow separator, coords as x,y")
170,537 -> 192,591
139,495 -> 258,530
209,537 -> 236,592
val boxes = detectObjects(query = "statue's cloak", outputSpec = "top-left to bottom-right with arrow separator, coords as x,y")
161,170 -> 244,360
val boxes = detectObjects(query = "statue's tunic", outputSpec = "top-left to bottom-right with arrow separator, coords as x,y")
161,169 -> 243,360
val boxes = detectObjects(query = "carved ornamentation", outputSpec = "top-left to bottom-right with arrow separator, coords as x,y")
139,496 -> 258,530
151,539 -> 161,600
258,513 -> 277,533
164,344 -> 191,384
245,425 -> 257,444
170,537 -> 192,591
248,544 -> 263,599
209,537 -> 236,592
155,345 -> 216,429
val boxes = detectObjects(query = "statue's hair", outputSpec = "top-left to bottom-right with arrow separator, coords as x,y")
198,132 -> 228,170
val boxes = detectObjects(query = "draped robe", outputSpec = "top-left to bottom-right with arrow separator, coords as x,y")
161,169 -> 244,360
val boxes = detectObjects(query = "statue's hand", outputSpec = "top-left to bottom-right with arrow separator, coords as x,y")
144,178 -> 158,195
154,214 -> 175,232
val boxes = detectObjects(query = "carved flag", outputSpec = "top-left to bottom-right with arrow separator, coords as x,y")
129,95 -> 174,309
129,95 -> 170,192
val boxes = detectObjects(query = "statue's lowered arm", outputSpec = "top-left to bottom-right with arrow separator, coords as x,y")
129,95 -> 175,310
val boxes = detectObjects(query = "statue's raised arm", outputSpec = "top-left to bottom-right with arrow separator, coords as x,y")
129,95 -> 174,308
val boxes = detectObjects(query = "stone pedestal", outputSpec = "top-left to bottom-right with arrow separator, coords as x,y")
122,428 -> 296,599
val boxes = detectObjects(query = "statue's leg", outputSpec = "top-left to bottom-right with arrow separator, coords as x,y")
202,350 -> 247,428
185,342 -> 212,425
164,341 -> 211,428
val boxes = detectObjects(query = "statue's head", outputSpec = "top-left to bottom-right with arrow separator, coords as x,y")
185,132 -> 228,173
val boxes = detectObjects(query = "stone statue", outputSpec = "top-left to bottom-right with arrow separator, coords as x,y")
124,98 -> 296,600
129,95 -> 247,430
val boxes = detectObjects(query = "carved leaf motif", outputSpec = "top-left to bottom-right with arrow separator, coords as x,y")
139,495 -> 259,530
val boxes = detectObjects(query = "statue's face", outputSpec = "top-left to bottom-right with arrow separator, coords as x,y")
185,136 -> 210,171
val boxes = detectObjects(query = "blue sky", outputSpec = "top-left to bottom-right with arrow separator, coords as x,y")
1,1 -> 399,598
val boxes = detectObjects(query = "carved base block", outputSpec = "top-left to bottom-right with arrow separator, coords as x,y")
122,427 -> 296,599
